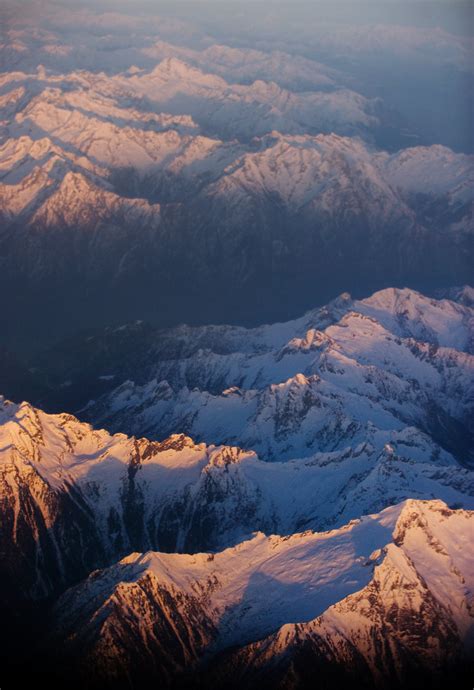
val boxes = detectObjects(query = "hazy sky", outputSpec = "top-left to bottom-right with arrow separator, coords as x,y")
8,0 -> 473,36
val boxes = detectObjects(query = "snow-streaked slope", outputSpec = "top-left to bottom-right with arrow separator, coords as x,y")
1,61 -> 380,143
4,70 -> 470,211
206,132 -> 406,217
52,500 -> 474,687
213,500 -> 474,689
0,396 -> 216,598
127,57 -> 379,140
142,41 -> 340,92
381,145 -> 473,204
3,79 -> 469,232
9,85 -> 242,181
1,68 -> 471,310
203,133 -> 473,227
2,391 -> 473,603
30,171 -> 161,230
55,502 -> 406,652
0,134 -> 109,218
84,287 -> 474,464
4,91 -> 471,216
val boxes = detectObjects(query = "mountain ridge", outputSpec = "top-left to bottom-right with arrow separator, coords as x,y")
47,499 -> 474,688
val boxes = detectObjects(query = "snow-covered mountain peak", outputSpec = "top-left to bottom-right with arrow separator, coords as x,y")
206,445 -> 257,469
282,328 -> 335,354
0,398 -> 44,445
208,499 -> 474,687
147,56 -> 226,87
140,42 -> 340,92
380,145 -> 474,203
392,496 -> 466,537
149,432 -> 203,453
48,498 -> 474,687
207,132 -> 409,212
29,169 -> 162,230
356,286 -> 474,351
81,286 -> 473,468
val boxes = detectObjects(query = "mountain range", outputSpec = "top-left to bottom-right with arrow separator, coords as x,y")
1,286 -> 473,689
1,4 -> 473,687
79,287 -> 473,466
0,23 -> 472,345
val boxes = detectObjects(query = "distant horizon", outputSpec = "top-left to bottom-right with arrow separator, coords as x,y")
3,0 -> 473,36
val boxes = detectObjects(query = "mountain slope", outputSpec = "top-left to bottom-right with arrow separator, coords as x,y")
1,386 -> 473,606
83,287 -> 474,464
1,65 -> 472,344
50,500 -> 474,688
210,501 -> 474,689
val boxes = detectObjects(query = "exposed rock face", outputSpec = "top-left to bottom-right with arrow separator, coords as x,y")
208,502 -> 474,689
83,287 -> 474,465
1,287 -> 473,608
49,501 -> 474,688
1,389 -> 473,606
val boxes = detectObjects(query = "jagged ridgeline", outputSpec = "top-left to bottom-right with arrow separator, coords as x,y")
21,286 -> 474,466
0,286 -> 473,687
0,401 -> 473,687
0,53 -> 472,346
